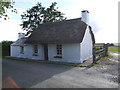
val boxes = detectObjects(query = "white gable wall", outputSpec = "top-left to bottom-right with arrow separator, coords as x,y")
11,45 -> 20,57
80,26 -> 93,63
10,44 -> 44,60
48,43 -> 81,63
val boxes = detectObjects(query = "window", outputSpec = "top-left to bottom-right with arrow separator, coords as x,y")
33,45 -> 38,56
56,44 -> 62,55
20,46 -> 24,54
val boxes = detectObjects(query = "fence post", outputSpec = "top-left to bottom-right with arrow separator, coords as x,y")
93,45 -> 96,64
104,44 -> 108,56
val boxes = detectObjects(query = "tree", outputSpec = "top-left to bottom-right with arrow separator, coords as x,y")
21,2 -> 67,35
0,0 -> 17,20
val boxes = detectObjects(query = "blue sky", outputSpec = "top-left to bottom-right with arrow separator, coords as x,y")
0,0 -> 119,43
9,0 -> 74,21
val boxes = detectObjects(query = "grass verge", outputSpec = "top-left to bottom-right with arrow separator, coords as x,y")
5,56 -> 110,68
108,46 -> 120,52
4,56 -> 81,67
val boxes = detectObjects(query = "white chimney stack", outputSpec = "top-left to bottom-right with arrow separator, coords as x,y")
18,33 -> 25,39
81,10 -> 89,25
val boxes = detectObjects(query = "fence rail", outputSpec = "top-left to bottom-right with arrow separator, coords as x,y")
93,43 -> 108,63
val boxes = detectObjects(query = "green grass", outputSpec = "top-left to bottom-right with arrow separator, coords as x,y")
5,56 -> 93,67
108,46 -> 120,51
5,56 -> 79,67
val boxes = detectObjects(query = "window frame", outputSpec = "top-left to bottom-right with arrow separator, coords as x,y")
33,45 -> 38,56
56,44 -> 62,56
20,46 -> 24,54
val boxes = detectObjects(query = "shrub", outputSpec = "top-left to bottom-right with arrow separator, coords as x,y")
0,43 -> 1,58
2,41 -> 13,57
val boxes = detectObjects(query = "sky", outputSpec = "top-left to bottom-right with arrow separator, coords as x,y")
0,0 -> 119,43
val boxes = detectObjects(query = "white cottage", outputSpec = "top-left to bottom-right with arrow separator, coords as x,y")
11,10 -> 95,63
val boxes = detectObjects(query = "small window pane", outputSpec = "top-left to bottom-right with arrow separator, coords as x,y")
33,45 -> 38,54
56,44 -> 62,55
20,46 -> 24,54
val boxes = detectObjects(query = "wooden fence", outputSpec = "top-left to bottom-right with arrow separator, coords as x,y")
93,43 -> 108,63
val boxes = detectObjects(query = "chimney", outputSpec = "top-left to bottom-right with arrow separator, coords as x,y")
18,33 -> 25,39
81,10 -> 89,25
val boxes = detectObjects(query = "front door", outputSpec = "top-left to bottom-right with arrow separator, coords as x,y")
44,44 -> 48,60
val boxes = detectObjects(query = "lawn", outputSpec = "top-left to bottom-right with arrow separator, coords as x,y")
108,46 -> 120,52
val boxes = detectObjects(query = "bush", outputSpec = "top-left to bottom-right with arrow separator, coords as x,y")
2,41 -> 13,57
0,43 -> 2,58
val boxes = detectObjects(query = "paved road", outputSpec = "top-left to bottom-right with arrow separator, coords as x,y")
2,53 -> 119,88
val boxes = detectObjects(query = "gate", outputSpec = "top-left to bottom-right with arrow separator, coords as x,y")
93,43 -> 108,63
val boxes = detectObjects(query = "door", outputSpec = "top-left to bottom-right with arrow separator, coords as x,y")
44,44 -> 48,60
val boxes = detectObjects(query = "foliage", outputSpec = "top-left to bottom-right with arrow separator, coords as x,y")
0,42 -> 1,58
0,0 -> 17,20
2,41 -> 13,57
107,43 -> 114,46
21,2 -> 67,35
108,46 -> 120,52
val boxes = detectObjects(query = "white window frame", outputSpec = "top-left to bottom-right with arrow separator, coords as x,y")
33,45 -> 38,56
56,44 -> 62,56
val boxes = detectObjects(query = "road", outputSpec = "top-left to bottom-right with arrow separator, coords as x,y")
2,52 -> 119,88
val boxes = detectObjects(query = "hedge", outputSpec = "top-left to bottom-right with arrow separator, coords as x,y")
2,41 -> 13,57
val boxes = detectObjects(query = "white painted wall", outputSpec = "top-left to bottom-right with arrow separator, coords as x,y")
80,26 -> 93,63
11,26 -> 93,63
81,10 -> 89,25
10,44 -> 44,60
11,45 -> 20,57
48,43 -> 81,63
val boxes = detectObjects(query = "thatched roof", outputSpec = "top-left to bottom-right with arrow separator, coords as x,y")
25,18 -> 88,44
11,37 -> 27,46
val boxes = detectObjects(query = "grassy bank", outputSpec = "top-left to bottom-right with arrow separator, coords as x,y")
108,46 -> 120,52
5,56 -> 91,67
5,56 -> 78,67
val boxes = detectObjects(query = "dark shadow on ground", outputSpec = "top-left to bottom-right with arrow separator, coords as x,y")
2,58 -> 73,88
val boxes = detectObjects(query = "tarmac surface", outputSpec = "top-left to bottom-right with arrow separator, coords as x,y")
2,51 -> 119,88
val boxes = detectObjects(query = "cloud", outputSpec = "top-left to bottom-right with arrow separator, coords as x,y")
15,7 -> 25,14
0,19 -> 26,41
61,0 -> 118,43
0,0 -> 118,43
95,28 -> 118,43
